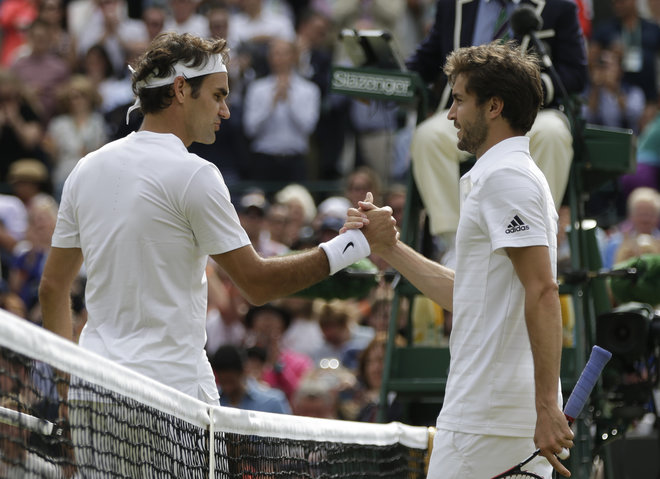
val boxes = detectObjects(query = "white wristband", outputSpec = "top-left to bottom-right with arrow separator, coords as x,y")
319,229 -> 371,275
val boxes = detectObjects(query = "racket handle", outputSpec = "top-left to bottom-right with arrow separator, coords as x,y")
563,346 -> 612,422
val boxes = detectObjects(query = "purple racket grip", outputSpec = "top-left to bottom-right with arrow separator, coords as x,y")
563,346 -> 612,422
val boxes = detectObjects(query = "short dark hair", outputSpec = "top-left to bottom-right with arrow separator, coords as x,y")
131,32 -> 229,115
210,344 -> 245,373
244,303 -> 292,331
443,41 -> 543,134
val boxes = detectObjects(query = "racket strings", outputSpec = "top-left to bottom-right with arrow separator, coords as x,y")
498,472 -> 544,479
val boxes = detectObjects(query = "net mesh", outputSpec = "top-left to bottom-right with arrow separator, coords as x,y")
0,310 -> 429,478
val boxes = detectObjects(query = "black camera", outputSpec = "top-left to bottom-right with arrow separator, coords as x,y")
596,302 -> 660,421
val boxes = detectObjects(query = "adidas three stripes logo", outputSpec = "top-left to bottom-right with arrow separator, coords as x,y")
505,215 -> 530,234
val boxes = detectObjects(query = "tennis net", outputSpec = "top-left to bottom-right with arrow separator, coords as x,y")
0,309 -> 430,478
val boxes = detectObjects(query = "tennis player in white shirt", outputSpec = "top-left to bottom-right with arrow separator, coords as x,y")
39,32 -> 395,404
343,41 -> 575,478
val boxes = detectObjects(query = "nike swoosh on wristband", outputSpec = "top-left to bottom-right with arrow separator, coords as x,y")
342,242 -> 355,254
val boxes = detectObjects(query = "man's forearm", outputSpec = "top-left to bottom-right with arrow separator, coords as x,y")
40,288 -> 74,342
378,241 -> 454,311
526,285 -> 563,408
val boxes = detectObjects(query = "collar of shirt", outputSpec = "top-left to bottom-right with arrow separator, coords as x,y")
462,136 -> 530,184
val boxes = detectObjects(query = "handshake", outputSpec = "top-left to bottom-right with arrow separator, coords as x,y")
341,192 -> 400,251
319,192 -> 400,275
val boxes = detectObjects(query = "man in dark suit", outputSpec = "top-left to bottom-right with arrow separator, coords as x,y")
406,0 -> 588,266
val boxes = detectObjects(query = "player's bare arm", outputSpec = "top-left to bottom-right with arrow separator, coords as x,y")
344,193 -> 454,311
39,247 -> 84,342
211,245 -> 330,306
508,245 -> 574,477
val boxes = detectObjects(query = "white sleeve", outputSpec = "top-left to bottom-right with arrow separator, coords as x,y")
479,167 -> 551,255
182,164 -> 251,256
51,168 -> 81,249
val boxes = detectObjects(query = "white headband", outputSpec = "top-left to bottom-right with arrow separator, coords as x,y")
126,54 -> 227,124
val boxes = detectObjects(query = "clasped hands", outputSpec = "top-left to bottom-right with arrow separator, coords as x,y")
340,192 -> 399,255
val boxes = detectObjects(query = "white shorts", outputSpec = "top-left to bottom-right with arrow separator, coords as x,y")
426,429 -> 553,479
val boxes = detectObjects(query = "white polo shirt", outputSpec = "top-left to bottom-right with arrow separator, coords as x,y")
437,136 -> 560,437
52,131 -> 250,404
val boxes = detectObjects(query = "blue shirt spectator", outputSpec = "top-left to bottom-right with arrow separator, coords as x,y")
211,343 -> 292,414
220,377 -> 292,414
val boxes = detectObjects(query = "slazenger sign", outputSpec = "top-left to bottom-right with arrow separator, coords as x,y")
331,67 -> 416,100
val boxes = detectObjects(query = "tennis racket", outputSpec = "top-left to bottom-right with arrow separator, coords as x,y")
490,345 -> 612,479
0,405 -> 65,438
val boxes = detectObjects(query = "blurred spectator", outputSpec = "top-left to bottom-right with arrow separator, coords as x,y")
205,260 -> 251,352
639,0 -> 660,23
188,5 -> 251,186
621,111 -> 660,196
314,195 -> 350,228
591,0 -> 660,131
279,296 -> 323,360
344,166 -> 382,207
348,99 -> 399,189
205,261 -> 246,355
383,182 -> 406,229
295,8 -> 332,90
291,365 -> 359,420
9,194 -> 58,318
355,332 -> 404,423
76,0 -> 148,76
0,194 -> 28,267
583,46 -> 646,134
0,291 -> 28,318
0,68 -> 47,182
330,0 -> 405,36
228,0 -> 296,46
243,302 -> 313,402
67,0 -> 97,39
10,17 -> 71,124
7,158 -> 51,208
43,75 -> 108,198
207,3 -> 229,40
36,0 -> 77,69
237,190 -> 289,257
295,8 -> 344,180
311,298 -> 374,370
274,183 -> 317,247
211,343 -> 292,413
164,0 -> 209,37
82,43 -> 135,115
243,38 -> 321,183
142,4 -> 167,41
361,289 -> 392,335
0,0 -> 39,67
0,159 -> 50,286
601,186 -> 660,268
396,0 -> 435,59
291,375 -> 338,418
265,201 -> 292,247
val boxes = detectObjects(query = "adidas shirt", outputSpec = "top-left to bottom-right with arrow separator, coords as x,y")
437,136 -> 560,437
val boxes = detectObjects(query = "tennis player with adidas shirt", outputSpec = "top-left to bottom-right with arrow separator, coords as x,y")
38,32 -> 391,405
344,41 -> 574,478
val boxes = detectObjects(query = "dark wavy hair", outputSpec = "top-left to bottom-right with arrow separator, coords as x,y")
130,32 -> 229,115
443,40 -> 543,134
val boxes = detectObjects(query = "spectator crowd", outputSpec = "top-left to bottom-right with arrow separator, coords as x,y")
0,0 -> 659,423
